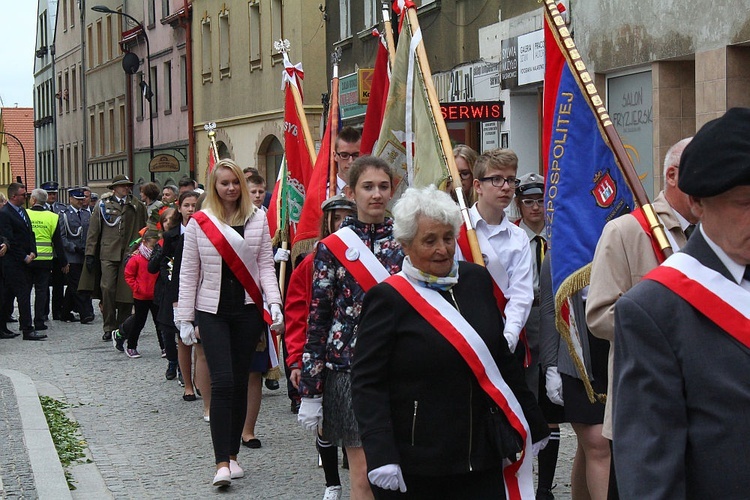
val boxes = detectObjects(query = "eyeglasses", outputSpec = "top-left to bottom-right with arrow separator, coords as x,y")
520,198 -> 545,207
335,151 -> 360,160
478,175 -> 519,188
458,170 -> 473,180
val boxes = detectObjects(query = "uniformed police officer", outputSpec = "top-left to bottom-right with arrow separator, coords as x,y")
27,188 -> 69,331
79,175 -> 147,341
59,187 -> 94,323
41,181 -> 67,214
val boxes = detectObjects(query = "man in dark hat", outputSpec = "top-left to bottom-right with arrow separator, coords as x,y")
612,108 -> 750,498
41,181 -> 67,214
79,175 -> 147,341
59,188 -> 94,324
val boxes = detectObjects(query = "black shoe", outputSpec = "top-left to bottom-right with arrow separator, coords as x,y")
241,438 -> 262,449
60,314 -> 80,322
165,361 -> 178,380
183,393 -> 197,402
23,331 -> 47,341
113,329 -> 125,352
291,399 -> 301,414
80,315 -> 95,324
34,324 -> 49,331
264,378 -> 280,390
102,331 -> 112,341
0,330 -> 19,339
52,314 -> 62,321
536,486 -> 556,500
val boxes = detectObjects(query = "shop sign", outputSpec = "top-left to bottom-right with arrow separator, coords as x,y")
440,101 -> 505,122
339,72 -> 367,120
518,29 -> 545,85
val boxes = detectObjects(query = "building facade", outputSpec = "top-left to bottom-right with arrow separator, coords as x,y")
191,0 -> 327,185
34,0 -> 59,188
0,108 -> 37,192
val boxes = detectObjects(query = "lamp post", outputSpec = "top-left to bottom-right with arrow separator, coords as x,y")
0,131 -> 29,203
91,5 -> 155,181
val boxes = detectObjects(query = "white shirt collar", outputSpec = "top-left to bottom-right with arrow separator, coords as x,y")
518,219 -> 544,242
672,207 -> 690,232
469,203 -> 511,237
700,224 -> 746,285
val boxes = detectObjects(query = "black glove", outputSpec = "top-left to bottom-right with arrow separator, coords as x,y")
85,255 -> 95,272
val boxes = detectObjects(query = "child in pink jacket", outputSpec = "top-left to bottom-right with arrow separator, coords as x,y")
114,230 -> 160,358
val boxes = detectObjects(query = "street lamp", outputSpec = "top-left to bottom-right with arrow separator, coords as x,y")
91,5 -> 155,181
0,131 -> 29,203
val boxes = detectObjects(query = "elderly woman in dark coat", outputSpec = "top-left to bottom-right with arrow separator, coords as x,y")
352,185 -> 549,499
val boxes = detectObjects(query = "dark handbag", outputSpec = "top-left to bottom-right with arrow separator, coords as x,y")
488,406 -> 523,460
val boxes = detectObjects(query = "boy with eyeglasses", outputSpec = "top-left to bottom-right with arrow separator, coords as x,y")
333,127 -> 361,194
467,149 -> 534,357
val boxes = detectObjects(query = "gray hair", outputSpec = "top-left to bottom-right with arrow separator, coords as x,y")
663,137 -> 692,177
164,184 -> 178,195
31,188 -> 48,204
393,185 -> 462,244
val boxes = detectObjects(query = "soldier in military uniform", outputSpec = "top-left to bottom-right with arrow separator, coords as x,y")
41,181 -> 68,321
79,175 -> 147,341
59,188 -> 94,324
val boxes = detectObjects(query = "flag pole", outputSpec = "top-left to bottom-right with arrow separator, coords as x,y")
328,48 -> 342,198
543,0 -> 671,259
404,7 -> 484,265
382,3 -> 397,68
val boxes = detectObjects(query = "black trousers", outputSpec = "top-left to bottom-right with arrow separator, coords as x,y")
121,299 -> 159,349
196,305 -> 264,464
50,259 -> 66,319
63,263 -> 94,319
372,466 -> 507,499
29,263 -> 51,328
4,264 -> 33,333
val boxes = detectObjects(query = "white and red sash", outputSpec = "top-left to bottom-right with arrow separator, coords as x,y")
458,225 -> 531,368
386,273 -> 534,499
321,226 -> 390,291
192,210 -> 272,325
645,252 -> 750,345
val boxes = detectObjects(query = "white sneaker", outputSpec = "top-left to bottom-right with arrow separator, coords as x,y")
322,485 -> 342,500
229,459 -> 244,479
212,466 -> 231,487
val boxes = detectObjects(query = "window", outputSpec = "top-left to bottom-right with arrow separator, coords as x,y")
99,111 -> 105,156
59,147 -> 65,179
150,66 -> 158,115
219,9 -> 230,78
73,144 -> 79,182
64,70 -> 70,113
106,16 -> 113,61
201,17 -> 212,82
109,108 -> 115,155
179,55 -> 188,108
79,64 -> 83,109
96,19 -> 103,65
70,0 -> 75,28
248,1 -> 261,66
338,0 -> 351,40
89,113 -> 96,156
162,0 -> 169,18
57,73 -> 63,115
271,0 -> 283,48
62,0 -> 68,31
71,66 -> 77,110
148,0 -> 156,27
163,61 -> 172,113
364,0 -> 379,28
119,105 -> 126,151
66,147 -> 72,179
87,25 -> 93,67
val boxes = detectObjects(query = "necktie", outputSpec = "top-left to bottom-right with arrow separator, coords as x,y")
684,224 -> 696,240
19,208 -> 29,226
744,266 -> 750,283
533,235 -> 546,274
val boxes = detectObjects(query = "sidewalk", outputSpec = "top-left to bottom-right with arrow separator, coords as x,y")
0,314 -> 576,499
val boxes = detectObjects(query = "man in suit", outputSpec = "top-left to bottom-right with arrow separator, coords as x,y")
0,183 -> 45,340
612,107 -> 750,498
585,136 -> 696,497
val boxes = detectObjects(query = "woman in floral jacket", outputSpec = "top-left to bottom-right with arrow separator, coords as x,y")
298,156 -> 404,500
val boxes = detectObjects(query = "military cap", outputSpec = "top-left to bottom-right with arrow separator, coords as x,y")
107,174 -> 134,189
515,173 -> 545,196
68,187 -> 86,199
90,192 -> 100,201
321,193 -> 356,212
679,107 -> 750,197
41,181 -> 59,192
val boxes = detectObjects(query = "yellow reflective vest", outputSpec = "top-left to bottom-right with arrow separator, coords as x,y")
28,208 -> 58,261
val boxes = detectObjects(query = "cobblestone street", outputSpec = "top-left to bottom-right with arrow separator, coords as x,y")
0,314 -> 576,499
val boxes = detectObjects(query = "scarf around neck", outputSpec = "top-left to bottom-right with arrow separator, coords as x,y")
401,255 -> 459,291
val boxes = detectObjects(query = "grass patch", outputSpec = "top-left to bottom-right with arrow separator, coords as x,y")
39,396 -> 89,490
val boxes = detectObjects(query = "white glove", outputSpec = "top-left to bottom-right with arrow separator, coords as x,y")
270,303 -> 284,331
532,436 -> 549,457
178,321 -> 197,346
297,397 -> 323,431
504,331 -> 518,353
368,464 -> 407,492
545,367 -> 564,406
273,248 -> 291,263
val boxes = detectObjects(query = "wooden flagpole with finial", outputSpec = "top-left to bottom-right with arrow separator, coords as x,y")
328,47 -> 342,198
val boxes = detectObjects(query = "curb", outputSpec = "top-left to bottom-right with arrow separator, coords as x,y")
0,369 -> 73,500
